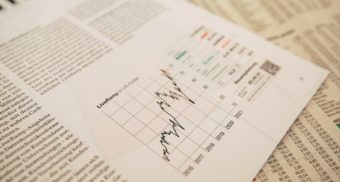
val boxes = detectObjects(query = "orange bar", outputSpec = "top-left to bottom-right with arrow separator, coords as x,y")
222,40 -> 230,48
201,32 -> 208,39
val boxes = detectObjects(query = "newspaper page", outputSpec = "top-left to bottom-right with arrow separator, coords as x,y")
189,0 -> 340,181
0,0 -> 329,181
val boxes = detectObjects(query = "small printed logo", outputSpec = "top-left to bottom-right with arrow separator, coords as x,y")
260,60 -> 281,76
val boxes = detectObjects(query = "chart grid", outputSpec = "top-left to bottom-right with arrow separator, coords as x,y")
100,67 -> 238,174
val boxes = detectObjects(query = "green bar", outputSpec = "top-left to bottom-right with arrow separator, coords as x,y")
337,123 -> 340,129
175,50 -> 187,60
336,123 -> 340,129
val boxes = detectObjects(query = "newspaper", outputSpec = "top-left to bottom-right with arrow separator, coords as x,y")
0,0 -> 330,181
189,0 -> 340,181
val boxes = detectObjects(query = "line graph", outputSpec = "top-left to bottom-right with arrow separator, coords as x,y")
100,65 -> 240,176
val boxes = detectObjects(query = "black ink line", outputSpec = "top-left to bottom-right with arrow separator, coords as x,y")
155,69 -> 195,161
7,0 -> 17,5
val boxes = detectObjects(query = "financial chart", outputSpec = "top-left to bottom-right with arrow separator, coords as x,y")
100,65 -> 242,176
